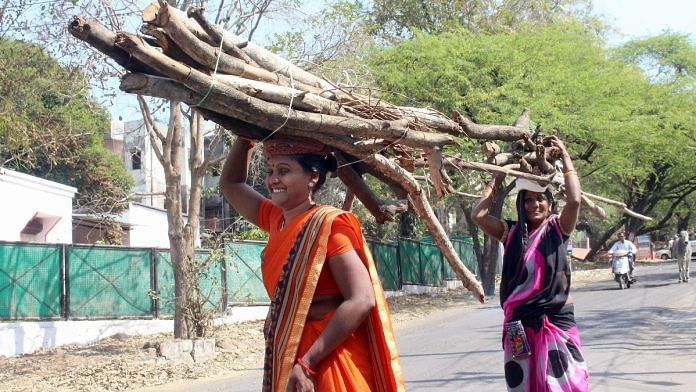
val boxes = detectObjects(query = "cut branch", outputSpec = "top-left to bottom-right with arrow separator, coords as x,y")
452,110 -> 532,141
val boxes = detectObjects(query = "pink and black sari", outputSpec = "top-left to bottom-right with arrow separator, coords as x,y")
500,195 -> 590,391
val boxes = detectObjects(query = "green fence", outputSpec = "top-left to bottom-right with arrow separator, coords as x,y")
0,236 -> 477,320
225,241 -> 269,304
68,246 -> 152,319
368,241 -> 400,290
0,242 -> 62,319
156,250 -> 225,316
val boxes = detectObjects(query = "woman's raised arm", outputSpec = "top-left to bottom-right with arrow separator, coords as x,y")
550,136 -> 581,235
219,138 -> 265,226
471,173 -> 507,241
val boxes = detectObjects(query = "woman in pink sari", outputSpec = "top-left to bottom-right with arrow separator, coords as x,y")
472,136 -> 590,391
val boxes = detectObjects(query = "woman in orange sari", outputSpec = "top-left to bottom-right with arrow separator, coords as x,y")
220,135 -> 404,392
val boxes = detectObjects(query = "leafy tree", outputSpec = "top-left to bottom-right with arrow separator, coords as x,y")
369,0 -> 601,41
1,0 -> 303,338
614,32 -> 696,88
0,38 -> 132,217
602,32 -> 696,243
368,24 -> 696,292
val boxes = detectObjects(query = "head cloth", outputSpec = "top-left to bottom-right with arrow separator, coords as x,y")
263,136 -> 330,159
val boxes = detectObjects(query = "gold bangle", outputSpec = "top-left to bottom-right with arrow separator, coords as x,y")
483,188 -> 493,198
563,170 -> 577,177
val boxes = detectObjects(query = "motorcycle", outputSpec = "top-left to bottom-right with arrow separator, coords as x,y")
611,250 -> 632,289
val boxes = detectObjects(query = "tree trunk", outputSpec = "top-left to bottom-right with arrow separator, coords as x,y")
481,234 -> 500,296
477,189 -> 506,296
158,102 -> 193,339
461,203 -> 486,289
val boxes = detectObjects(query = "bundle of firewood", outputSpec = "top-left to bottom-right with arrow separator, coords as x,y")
68,1 -> 649,301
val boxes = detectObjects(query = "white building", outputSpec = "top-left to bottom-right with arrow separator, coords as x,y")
107,119 -> 191,211
117,202 -> 199,248
0,168 -> 76,243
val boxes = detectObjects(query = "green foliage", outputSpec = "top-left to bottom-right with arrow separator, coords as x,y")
369,0 -> 602,41
238,227 -> 269,241
613,32 -> 696,88
0,38 -> 132,214
368,23 -> 696,239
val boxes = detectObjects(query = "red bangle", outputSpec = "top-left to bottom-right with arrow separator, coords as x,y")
296,357 -> 316,377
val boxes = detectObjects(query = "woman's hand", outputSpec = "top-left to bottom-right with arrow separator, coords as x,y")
548,135 -> 581,234
286,363 -> 315,392
546,135 -> 570,159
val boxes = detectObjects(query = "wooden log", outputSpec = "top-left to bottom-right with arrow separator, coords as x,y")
580,194 -> 606,220
186,6 -> 258,66
491,151 -> 532,166
68,17 -> 159,76
367,154 -> 485,302
114,35 -> 455,149
342,190 -> 355,211
334,152 -> 397,224
214,75 -> 361,117
396,107 -> 463,136
415,156 -> 556,185
534,144 -> 555,174
143,1 -> 331,92
140,24 -> 204,71
452,110 -> 532,141
427,147 -> 449,199
313,137 -> 483,298
482,141 -> 501,161
145,3 -> 284,84
581,191 -> 653,221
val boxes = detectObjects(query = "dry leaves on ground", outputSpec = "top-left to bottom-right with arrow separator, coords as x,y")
0,268 -> 609,392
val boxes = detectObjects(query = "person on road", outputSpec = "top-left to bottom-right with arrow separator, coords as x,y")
220,135 -> 404,392
471,136 -> 590,391
608,232 -> 638,282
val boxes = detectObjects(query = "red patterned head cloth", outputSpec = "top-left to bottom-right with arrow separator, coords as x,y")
262,135 -> 330,159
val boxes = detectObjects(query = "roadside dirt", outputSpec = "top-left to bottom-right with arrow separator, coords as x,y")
0,267 -> 610,392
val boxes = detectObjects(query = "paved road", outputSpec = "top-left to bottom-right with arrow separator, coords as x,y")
140,263 -> 696,391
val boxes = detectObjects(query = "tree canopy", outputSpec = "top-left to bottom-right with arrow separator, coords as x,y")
0,38 -> 132,214
369,0 -> 601,41
368,23 -> 696,247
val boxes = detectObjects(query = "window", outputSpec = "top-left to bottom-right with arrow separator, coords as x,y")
130,148 -> 142,170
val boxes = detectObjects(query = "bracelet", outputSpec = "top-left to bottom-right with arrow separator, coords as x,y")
563,170 -> 577,177
296,357 -> 316,377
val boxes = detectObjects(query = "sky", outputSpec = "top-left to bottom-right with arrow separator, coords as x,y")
592,0 -> 696,44
110,0 -> 696,120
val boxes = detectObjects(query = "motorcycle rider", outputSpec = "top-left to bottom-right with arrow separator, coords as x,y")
608,232 -> 638,282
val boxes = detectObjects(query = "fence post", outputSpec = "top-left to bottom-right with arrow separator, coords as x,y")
418,240 -> 425,285
221,243 -> 229,312
396,238 -> 403,289
62,244 -> 70,320
440,243 -> 446,286
151,248 -> 158,319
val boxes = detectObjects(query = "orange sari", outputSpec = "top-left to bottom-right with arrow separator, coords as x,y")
258,201 -> 404,391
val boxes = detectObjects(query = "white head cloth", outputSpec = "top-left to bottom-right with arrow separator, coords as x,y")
514,178 -> 550,193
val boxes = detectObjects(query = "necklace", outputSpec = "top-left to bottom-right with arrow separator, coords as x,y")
279,203 -> 317,230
